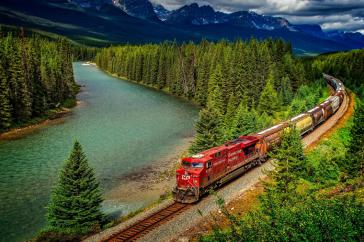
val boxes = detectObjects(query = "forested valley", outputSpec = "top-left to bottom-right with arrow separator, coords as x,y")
95,39 -> 328,153
0,31 -> 77,131
307,49 -> 364,97
1,28 -> 363,241
95,42 -> 363,241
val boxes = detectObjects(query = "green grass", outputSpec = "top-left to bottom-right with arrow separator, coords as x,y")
305,117 -> 352,185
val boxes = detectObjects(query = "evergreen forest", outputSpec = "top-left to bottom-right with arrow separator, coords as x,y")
95,43 -> 364,241
0,31 -> 77,131
306,49 -> 364,96
1,27 -> 363,241
95,39 -> 322,153
198,49 -> 364,241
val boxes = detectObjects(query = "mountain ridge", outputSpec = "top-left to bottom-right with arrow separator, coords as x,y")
0,0 -> 363,54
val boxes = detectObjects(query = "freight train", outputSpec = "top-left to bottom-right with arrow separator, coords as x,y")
173,74 -> 346,203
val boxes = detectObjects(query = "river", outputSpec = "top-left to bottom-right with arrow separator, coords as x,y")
0,62 -> 199,242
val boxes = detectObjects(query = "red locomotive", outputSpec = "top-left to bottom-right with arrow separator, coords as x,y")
173,74 -> 346,203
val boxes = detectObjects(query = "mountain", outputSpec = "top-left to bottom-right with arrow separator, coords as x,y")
114,0 -> 158,20
152,3 -> 170,21
164,3 -> 227,26
160,3 -> 364,53
0,0 -> 363,54
70,0 -> 112,9
326,31 -> 364,49
293,24 -> 326,38
0,0 -> 195,46
70,0 -> 158,20
226,11 -> 293,30
163,4 -> 294,30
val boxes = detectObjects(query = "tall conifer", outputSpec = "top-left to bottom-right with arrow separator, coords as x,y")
229,102 -> 256,139
47,141 -> 103,234
189,106 -> 224,154
258,69 -> 279,115
224,94 -> 238,130
207,64 -> 224,114
268,128 -> 306,203
0,60 -> 12,129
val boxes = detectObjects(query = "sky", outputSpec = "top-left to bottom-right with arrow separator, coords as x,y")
150,0 -> 364,33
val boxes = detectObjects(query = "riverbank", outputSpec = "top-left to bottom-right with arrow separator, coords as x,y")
0,100 -> 82,141
100,68 -> 202,108
0,62 -> 199,242
102,135 -> 193,223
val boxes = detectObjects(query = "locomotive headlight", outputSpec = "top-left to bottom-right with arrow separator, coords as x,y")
193,179 -> 197,184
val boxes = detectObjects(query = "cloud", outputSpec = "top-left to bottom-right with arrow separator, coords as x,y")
151,0 -> 364,32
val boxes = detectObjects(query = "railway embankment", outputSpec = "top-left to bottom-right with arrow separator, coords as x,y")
84,89 -> 352,242
180,92 -> 355,241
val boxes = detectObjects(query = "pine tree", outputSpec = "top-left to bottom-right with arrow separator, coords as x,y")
28,39 -> 46,116
268,128 -> 306,203
256,111 -> 272,130
224,94 -> 238,130
9,43 -> 32,122
194,55 -> 209,106
0,60 -> 12,129
157,52 -> 166,88
189,106 -> 224,154
207,64 -> 224,114
279,75 -> 293,106
258,69 -> 279,115
345,102 -> 364,178
207,84 -> 224,115
47,141 -> 103,234
229,102 -> 256,139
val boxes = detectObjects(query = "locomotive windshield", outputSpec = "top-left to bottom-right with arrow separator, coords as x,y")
191,162 -> 203,168
182,161 -> 203,169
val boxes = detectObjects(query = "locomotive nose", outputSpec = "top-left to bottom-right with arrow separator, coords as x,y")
176,169 -> 201,188
174,169 -> 201,203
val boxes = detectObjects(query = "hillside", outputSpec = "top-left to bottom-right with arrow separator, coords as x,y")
0,0 -> 363,54
0,0 -> 195,46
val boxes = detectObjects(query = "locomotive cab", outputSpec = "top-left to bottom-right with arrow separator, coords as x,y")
173,155 -> 206,203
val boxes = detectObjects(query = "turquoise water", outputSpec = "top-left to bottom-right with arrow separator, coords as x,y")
0,62 -> 198,242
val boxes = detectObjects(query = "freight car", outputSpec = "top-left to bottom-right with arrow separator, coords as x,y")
173,74 -> 346,203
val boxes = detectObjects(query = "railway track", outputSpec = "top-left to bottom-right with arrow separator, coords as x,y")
105,202 -> 192,242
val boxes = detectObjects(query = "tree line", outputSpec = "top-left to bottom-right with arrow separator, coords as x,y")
95,39 -> 313,153
0,31 -> 77,131
304,49 -> 364,93
96,39 -> 307,106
